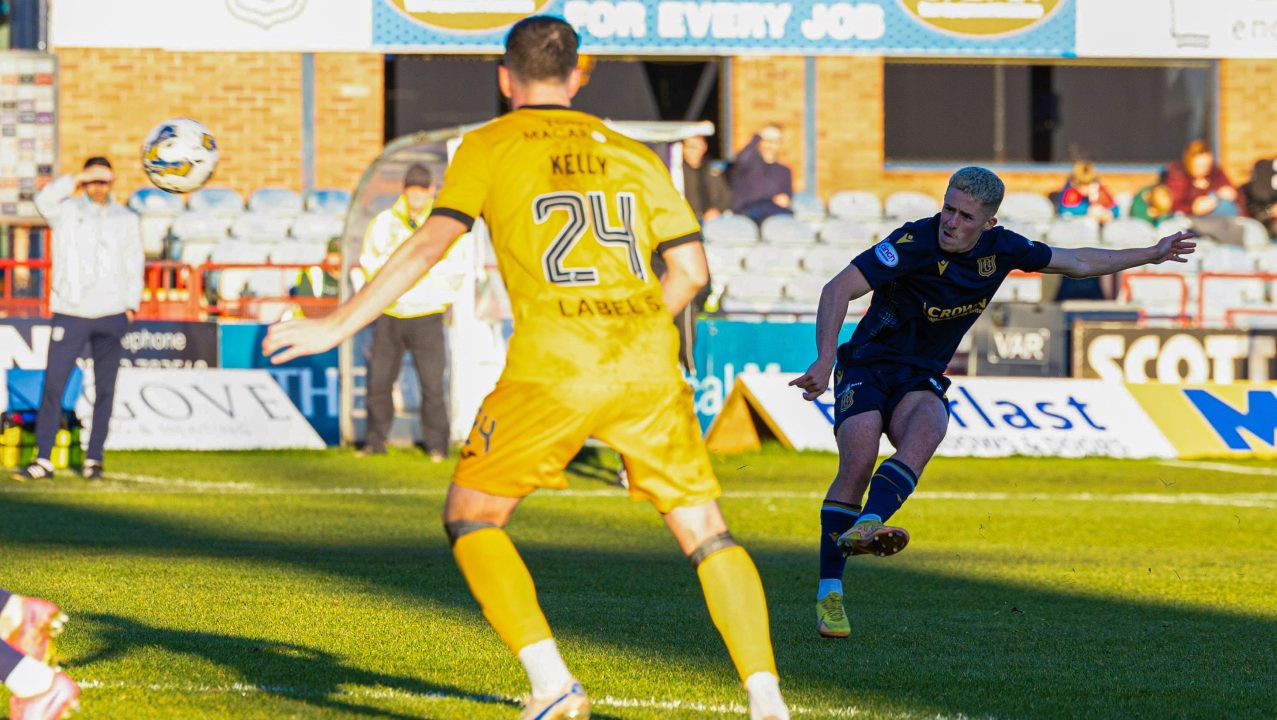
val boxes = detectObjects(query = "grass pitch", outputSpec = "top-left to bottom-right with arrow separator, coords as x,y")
2,448 -> 1275,719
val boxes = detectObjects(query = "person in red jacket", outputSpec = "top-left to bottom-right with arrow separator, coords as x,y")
1166,140 -> 1243,217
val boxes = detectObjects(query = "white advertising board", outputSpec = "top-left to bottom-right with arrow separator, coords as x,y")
1077,0 -> 1277,58
81,368 -> 325,450
706,372 -> 1176,459
50,0 -> 372,52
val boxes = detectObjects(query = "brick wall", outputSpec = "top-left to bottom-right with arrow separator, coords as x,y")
57,48 -> 384,202
1218,59 -> 1277,187
729,56 -> 808,192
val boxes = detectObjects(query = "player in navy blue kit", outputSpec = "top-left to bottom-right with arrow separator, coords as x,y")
790,167 -> 1197,639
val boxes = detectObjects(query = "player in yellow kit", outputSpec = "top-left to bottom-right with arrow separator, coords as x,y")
263,16 -> 789,720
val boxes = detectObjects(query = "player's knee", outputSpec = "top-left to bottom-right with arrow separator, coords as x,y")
443,519 -> 501,546
687,531 -> 739,569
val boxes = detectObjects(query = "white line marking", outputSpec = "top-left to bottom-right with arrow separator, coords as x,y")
74,679 -> 876,718
1160,460 -> 1277,477
2,472 -> 1273,509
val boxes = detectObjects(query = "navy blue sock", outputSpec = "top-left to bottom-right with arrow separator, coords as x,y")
0,637 -> 22,681
819,500 -> 861,581
0,589 -> 10,611
860,458 -> 919,524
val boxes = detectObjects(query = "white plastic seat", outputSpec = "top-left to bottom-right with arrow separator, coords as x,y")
188,187 -> 245,218
1200,245 -> 1255,273
884,190 -> 940,222
171,211 -> 231,241
783,274 -> 825,310
231,212 -> 292,243
128,187 -> 185,216
270,240 -> 328,266
790,192 -> 826,223
1125,275 -> 1191,319
1252,247 -> 1277,273
741,245 -> 804,276
1102,218 -> 1158,248
1045,217 -> 1100,248
819,218 -> 878,248
304,188 -> 352,216
803,246 -> 853,278
721,273 -> 785,313
705,245 -> 748,278
247,187 -> 304,218
999,192 -> 1055,224
993,273 -> 1042,303
211,240 -> 272,301
179,239 -> 218,266
1156,216 -> 1195,238
828,190 -> 882,221
290,212 -> 345,244
1201,276 -> 1268,326
760,215 -> 816,246
702,215 -> 759,246
1237,217 -> 1273,251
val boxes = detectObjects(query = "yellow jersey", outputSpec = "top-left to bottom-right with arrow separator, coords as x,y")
433,106 -> 701,384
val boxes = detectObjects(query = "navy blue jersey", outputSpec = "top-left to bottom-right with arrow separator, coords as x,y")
841,215 -> 1053,374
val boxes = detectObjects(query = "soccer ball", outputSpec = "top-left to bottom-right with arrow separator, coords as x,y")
141,118 -> 219,194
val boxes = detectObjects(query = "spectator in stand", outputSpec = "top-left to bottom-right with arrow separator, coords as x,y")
12,157 -> 142,483
1129,183 -> 1174,225
730,124 -> 794,224
359,164 -> 468,460
295,238 -> 342,301
681,135 -> 731,222
1166,140 -> 1243,217
1056,160 -> 1118,224
1243,156 -> 1277,237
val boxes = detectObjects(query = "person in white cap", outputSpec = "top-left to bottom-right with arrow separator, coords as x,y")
12,156 -> 142,482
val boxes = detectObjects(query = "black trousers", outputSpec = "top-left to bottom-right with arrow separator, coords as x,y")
365,313 -> 448,454
37,312 -> 128,461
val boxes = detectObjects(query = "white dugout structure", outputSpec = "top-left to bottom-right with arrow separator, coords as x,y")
336,120 -> 714,446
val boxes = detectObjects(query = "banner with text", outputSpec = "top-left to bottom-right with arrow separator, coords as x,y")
1077,0 -> 1277,58
1072,324 -> 1277,384
374,0 -> 1076,56
87,369 -> 324,451
1128,384 -> 1277,458
706,372 -> 1177,458
0,319 -> 219,371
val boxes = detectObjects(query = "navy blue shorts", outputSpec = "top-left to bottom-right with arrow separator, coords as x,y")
832,361 -> 951,433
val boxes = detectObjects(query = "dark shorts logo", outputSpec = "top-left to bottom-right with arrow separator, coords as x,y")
839,388 -> 855,412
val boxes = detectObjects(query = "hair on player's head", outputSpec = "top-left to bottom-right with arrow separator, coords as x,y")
503,15 -> 579,84
948,166 -> 1005,214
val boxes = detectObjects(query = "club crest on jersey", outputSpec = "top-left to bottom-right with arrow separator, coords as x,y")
874,241 -> 899,267
977,255 -> 997,276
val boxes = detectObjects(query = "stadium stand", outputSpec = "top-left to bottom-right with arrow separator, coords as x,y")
231,212 -> 292,244
290,212 -> 345,245
1045,216 -> 1100,248
721,272 -> 785,313
998,191 -> 1055,241
803,245 -> 852,278
828,190 -> 882,222
128,187 -> 185,258
702,214 -> 760,246
304,188 -> 352,216
818,217 -> 877,248
760,214 -> 817,246
188,187 -> 245,218
742,244 -> 804,275
790,191 -> 826,224
247,187 -> 304,218
884,190 -> 940,223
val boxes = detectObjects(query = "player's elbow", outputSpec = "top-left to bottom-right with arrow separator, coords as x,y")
685,262 -> 709,291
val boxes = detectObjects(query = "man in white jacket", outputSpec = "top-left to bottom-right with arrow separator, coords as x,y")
358,164 -> 468,460
12,157 -> 142,482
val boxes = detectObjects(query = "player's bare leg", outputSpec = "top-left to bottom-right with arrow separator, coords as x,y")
443,484 -> 588,720
840,391 -> 948,557
664,501 -> 788,720
814,411 -> 882,637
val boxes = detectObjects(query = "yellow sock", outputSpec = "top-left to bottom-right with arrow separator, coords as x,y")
696,545 -> 778,683
452,527 -> 553,653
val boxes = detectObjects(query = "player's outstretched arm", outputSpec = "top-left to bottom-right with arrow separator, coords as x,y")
262,215 -> 468,364
1043,229 -> 1196,279
789,263 -> 871,401
660,240 -> 710,316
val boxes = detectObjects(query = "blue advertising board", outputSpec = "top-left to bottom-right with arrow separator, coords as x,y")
689,318 -> 854,428
374,0 -> 1075,56
219,324 -> 341,446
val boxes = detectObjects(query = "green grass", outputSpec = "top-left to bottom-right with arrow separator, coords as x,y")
3,448 -> 1276,719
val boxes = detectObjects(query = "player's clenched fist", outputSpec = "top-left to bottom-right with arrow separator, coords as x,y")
790,357 -> 834,402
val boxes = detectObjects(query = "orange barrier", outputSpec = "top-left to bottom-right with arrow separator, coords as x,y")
0,256 -> 51,317
1196,271 -> 1277,327
1119,271 -> 1191,325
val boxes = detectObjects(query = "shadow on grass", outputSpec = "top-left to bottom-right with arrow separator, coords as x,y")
1,492 -> 1274,718
75,612 -> 515,720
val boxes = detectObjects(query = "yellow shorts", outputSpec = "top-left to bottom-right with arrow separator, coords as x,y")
453,379 -> 720,513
